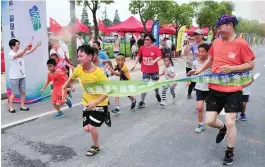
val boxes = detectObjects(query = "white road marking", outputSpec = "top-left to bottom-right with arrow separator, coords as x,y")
1,102 -> 82,129
1,71 -> 187,129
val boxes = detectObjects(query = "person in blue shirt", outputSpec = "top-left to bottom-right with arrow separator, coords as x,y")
92,41 -> 109,60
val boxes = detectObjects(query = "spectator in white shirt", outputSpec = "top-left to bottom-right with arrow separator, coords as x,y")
8,39 -> 41,113
49,39 -> 72,69
76,34 -> 84,48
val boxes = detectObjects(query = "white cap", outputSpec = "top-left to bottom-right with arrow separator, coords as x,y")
193,29 -> 203,35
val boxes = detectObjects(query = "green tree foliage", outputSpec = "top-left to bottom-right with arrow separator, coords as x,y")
129,0 -> 169,32
113,9 -> 121,25
76,0 -> 113,40
236,17 -> 265,36
193,1 -> 234,29
102,6 -> 113,27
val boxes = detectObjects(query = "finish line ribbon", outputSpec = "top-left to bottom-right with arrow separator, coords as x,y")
83,71 -> 253,96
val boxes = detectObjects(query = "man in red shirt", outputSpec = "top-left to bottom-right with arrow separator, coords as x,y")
189,15 -> 255,165
131,33 -> 162,108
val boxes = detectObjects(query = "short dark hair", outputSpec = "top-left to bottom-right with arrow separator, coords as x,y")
50,53 -> 59,58
198,43 -> 211,52
77,45 -> 95,56
163,55 -> 174,66
117,53 -> 125,57
9,39 -> 20,49
114,34 -> 118,37
93,41 -> 101,47
47,59 -> 57,66
144,33 -> 156,43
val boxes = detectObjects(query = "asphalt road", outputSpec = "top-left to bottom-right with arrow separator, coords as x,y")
1,46 -> 265,167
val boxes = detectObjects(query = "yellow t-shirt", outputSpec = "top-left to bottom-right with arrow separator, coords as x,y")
114,64 -> 131,80
71,65 -> 108,106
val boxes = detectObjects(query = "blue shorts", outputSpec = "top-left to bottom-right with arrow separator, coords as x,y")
142,72 -> 159,81
196,90 -> 209,101
243,95 -> 249,102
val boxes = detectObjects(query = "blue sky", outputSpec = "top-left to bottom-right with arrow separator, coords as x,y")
46,0 -> 265,26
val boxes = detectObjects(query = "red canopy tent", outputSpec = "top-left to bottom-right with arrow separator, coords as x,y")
185,26 -> 209,36
105,16 -> 176,34
145,20 -> 176,35
105,16 -> 143,33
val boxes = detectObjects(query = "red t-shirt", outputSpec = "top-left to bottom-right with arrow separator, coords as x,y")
208,37 -> 255,92
138,45 -> 161,73
47,70 -> 68,90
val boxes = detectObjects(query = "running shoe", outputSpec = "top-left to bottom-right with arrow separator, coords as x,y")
173,97 -> 177,104
187,94 -> 192,99
195,124 -> 205,133
54,111 -> 64,118
66,97 -> 72,108
160,101 -> 166,106
138,101 -> 146,108
222,150 -> 235,165
111,107 -> 120,114
131,99 -> 137,109
240,114 -> 247,121
216,125 -> 227,143
156,94 -> 161,102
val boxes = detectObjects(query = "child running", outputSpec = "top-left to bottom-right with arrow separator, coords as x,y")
41,59 -> 71,118
62,45 -> 110,156
107,54 -> 137,113
158,56 -> 177,106
191,43 -> 211,133
50,53 -> 74,101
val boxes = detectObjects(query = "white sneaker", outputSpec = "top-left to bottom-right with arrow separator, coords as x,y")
195,124 -> 205,133
173,97 -> 176,104
160,101 -> 166,106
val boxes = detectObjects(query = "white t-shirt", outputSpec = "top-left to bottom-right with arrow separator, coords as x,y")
49,48 -> 65,59
8,50 -> 26,79
163,66 -> 175,80
181,45 -> 193,68
166,39 -> 172,49
76,38 -> 84,48
193,60 -> 212,91
59,41 -> 69,58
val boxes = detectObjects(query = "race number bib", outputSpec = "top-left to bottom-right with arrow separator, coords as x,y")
143,57 -> 153,66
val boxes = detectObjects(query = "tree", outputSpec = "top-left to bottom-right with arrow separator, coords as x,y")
102,6 -> 113,27
193,1 -> 234,29
129,0 -> 168,33
76,0 -> 113,40
81,5 -> 91,34
113,9 -> 121,24
160,2 -> 194,28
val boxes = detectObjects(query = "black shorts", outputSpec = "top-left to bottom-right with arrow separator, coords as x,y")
206,89 -> 243,114
83,106 -> 108,127
196,90 -> 209,101
243,95 -> 249,102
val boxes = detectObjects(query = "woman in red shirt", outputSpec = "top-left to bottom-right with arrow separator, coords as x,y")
131,33 -> 162,108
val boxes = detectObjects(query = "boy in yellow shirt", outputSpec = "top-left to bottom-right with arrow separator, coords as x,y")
62,45 -> 110,156
108,54 -> 136,113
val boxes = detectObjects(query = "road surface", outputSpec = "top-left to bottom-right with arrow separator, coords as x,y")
1,47 -> 265,167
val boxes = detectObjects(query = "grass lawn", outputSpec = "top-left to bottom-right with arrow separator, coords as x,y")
68,43 -> 132,60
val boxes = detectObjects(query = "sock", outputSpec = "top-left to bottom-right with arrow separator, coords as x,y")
220,123 -> 227,131
199,122 -> 204,125
226,146 -> 234,153
141,93 -> 147,102
154,88 -> 159,95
